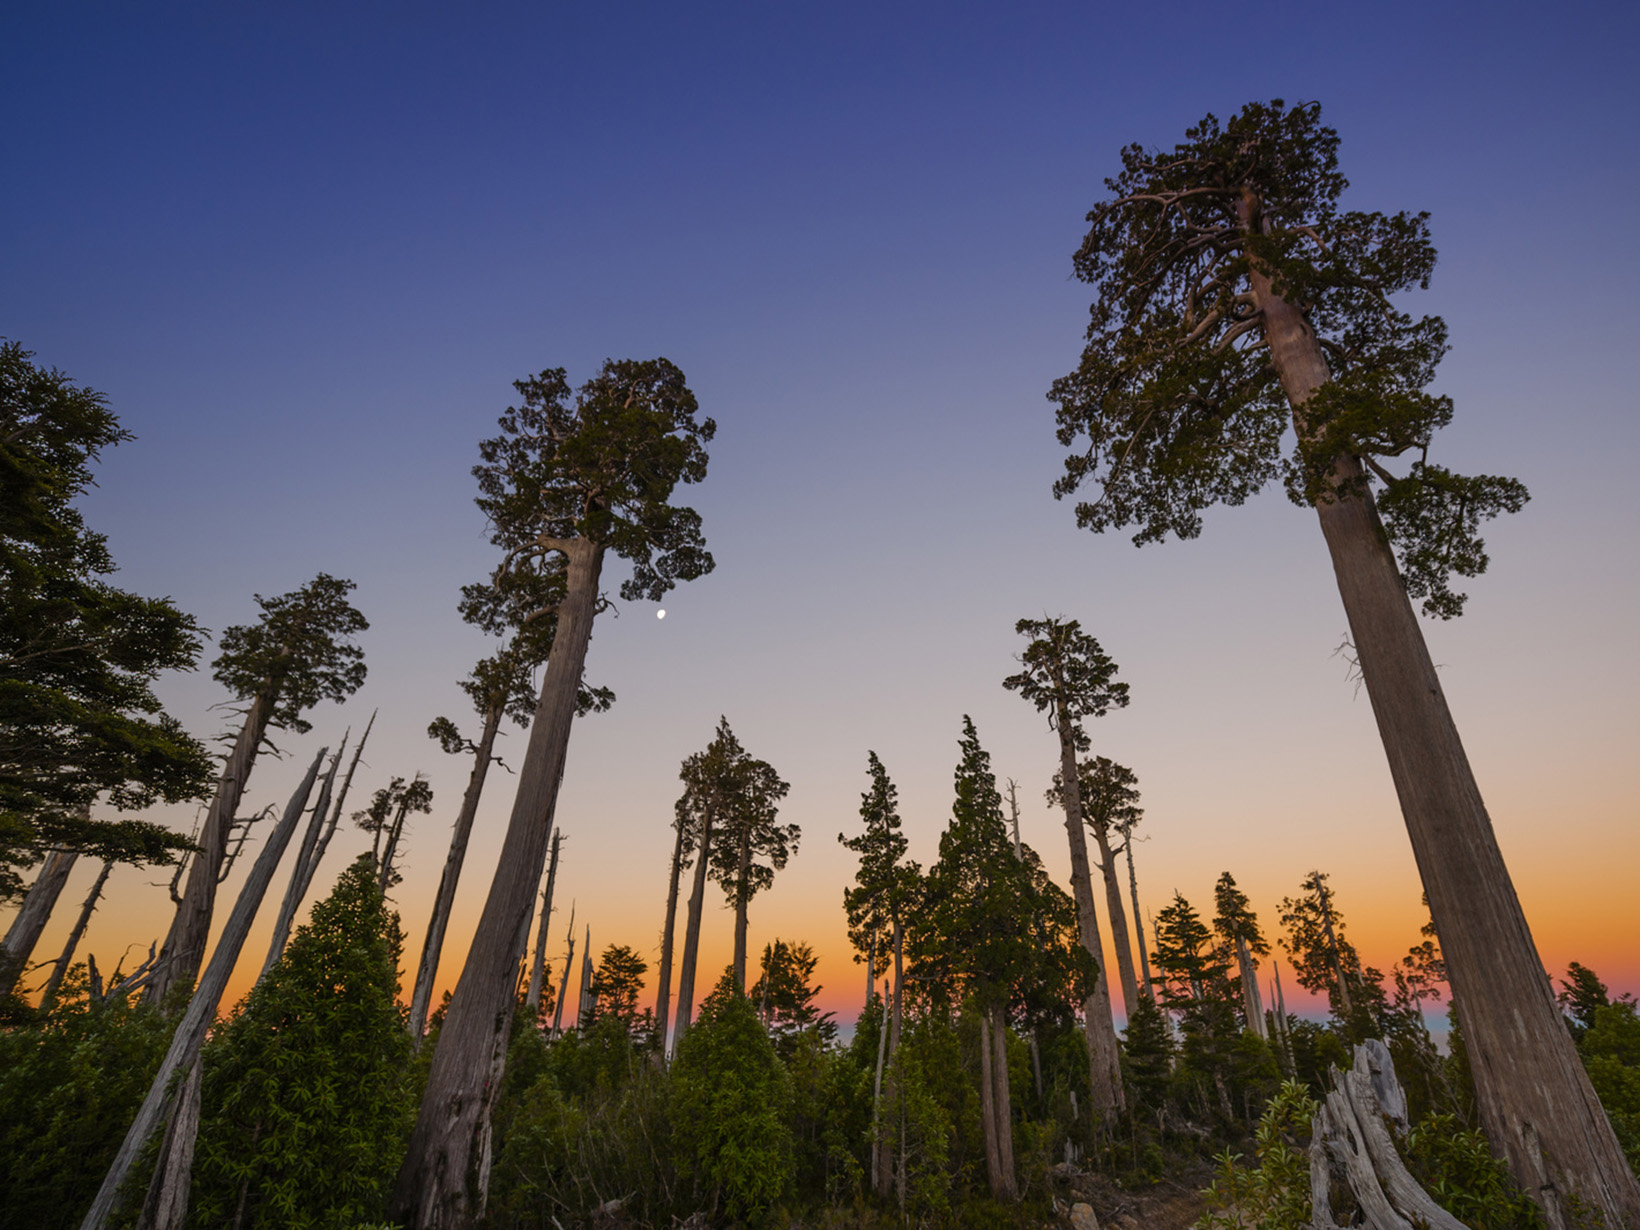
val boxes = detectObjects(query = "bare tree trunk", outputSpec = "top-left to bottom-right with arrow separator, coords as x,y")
654,815 -> 688,1050
261,739 -> 345,978
871,977 -> 889,1195
393,538 -> 604,1230
1122,832 -> 1154,1003
1089,824 -> 1140,1020
149,691 -> 275,1005
1236,937 -> 1267,1040
864,943 -> 874,1019
731,828 -> 751,991
1244,203 -> 1640,1227
525,829 -> 560,1014
988,1003 -> 1017,1201
41,859 -> 113,1008
136,1057 -> 203,1230
81,749 -> 323,1230
379,793 -> 414,890
673,803 -> 715,1041
1311,874 -> 1355,1020
305,711 -> 372,882
409,706 -> 503,1045
1005,779 -> 1022,858
875,916 -> 905,1197
550,905 -> 575,1036
576,926 -> 593,1027
977,1009 -> 1005,1199
1,847 -> 79,997
1052,702 -> 1124,1115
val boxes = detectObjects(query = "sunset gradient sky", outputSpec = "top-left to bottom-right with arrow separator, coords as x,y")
4,0 -> 1636,1027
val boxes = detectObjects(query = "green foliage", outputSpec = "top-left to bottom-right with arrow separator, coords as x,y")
838,751 -> 921,981
1050,99 -> 1526,618
0,972 -> 172,1229
211,573 -> 369,736
670,986 -> 794,1225
751,939 -> 837,1055
1578,1001 -> 1640,1175
1404,1114 -> 1544,1230
1559,962 -> 1612,1042
590,943 -> 650,1027
189,856 -> 412,1229
1003,617 -> 1129,751
1121,995 -> 1174,1113
880,1013 -> 972,1220
1195,1081 -> 1318,1230
785,1028 -> 870,1207
0,341 -> 210,898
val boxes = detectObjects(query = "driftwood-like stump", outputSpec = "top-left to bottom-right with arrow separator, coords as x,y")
1310,1040 -> 1470,1230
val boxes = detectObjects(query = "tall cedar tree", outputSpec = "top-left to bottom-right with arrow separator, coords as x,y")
148,574 -> 367,1005
909,717 -> 1040,1202
353,773 -> 433,889
412,560 -> 612,1043
653,784 -> 699,1050
1046,100 -> 1633,1221
191,855 -> 412,1228
1212,872 -> 1270,1039
1002,616 -> 1128,1115
1277,870 -> 1366,1027
1150,891 -> 1240,1122
1047,755 -> 1144,1019
706,732 -> 794,992
0,343 -> 210,985
395,359 -> 713,1228
838,751 -> 920,1195
587,943 -> 648,1029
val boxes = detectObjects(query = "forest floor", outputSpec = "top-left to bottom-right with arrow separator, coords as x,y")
1054,1163 -> 1213,1230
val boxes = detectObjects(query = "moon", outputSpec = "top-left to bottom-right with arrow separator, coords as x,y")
657,609 -> 667,620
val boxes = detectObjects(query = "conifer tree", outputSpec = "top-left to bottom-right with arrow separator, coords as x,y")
1277,870 -> 1365,1026
1047,99 -> 1633,1220
707,736 -> 793,993
1003,616 -> 1128,1116
587,943 -> 648,1030
1212,872 -> 1270,1039
672,719 -> 739,1040
396,359 -> 713,1227
190,855 -> 412,1228
148,574 -> 368,1004
1150,891 -> 1239,1122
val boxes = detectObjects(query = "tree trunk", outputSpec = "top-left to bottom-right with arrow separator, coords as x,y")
864,942 -> 874,1019
261,740 -> 345,978
551,907 -> 575,1036
409,705 -> 503,1044
871,976 -> 889,1195
149,691 -> 275,1005
1089,824 -> 1140,1020
1,847 -> 79,997
81,749 -> 323,1230
988,1003 -> 1017,1200
673,802 -> 715,1041
41,858 -> 113,1008
525,829 -> 561,1015
576,926 -> 593,1027
1052,701 -> 1124,1115
654,814 -> 688,1050
1235,937 -> 1267,1040
137,1058 -> 202,1230
875,916 -> 904,1197
379,793 -> 414,890
1244,199 -> 1640,1228
731,827 -> 751,991
1123,832 -> 1154,1003
1312,877 -> 1355,1020
393,537 -> 604,1230
304,710 -> 372,885
977,1009 -> 1005,1199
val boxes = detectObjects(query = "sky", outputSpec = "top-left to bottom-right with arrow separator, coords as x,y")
4,0 -> 1637,1027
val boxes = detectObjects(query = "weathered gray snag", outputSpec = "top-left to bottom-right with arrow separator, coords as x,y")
41,858 -> 113,1008
524,829 -> 560,1014
673,800 -> 714,1040
261,737 -> 346,978
550,902 -> 576,1037
1089,812 -> 1140,1019
575,925 -> 593,1026
1,847 -> 79,997
136,1058 -> 201,1230
80,749 -> 324,1230
1122,827 -> 1153,1003
653,810 -> 689,1049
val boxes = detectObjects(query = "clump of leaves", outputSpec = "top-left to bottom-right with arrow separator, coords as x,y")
1195,1080 -> 1317,1230
1403,1113 -> 1543,1230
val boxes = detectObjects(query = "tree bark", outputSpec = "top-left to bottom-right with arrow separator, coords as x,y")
673,801 -> 715,1042
408,704 -> 504,1045
379,792 -> 415,890
1244,194 -> 1640,1228
871,976 -> 889,1195
1089,823 -> 1140,1021
551,906 -> 575,1037
731,827 -> 752,991
137,1058 -> 202,1230
576,926 -> 593,1027
261,740 -> 344,978
1,847 -> 79,997
988,1003 -> 1017,1201
525,828 -> 560,1015
1052,701 -> 1124,1115
394,539 -> 604,1227
304,710 -> 372,886
81,749 -> 323,1230
41,858 -> 113,1008
1235,937 -> 1267,1040
1123,833 -> 1154,1003
653,813 -> 688,1049
149,691 -> 275,1005
977,1009 -> 1005,1199
1312,876 -> 1355,1020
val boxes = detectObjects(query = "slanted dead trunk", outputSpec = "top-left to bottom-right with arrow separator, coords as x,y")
525,829 -> 561,1014
653,814 -> 688,1048
409,705 -> 502,1044
1052,699 -> 1124,1115
1122,833 -> 1154,1002
1245,191 -> 1640,1226
378,791 -> 416,890
137,1058 -> 202,1230
1089,822 -> 1140,1020
150,691 -> 275,1005
1235,937 -> 1267,1040
673,801 -> 715,1041
261,739 -> 345,978
1,847 -> 79,997
576,927 -> 593,1027
41,858 -> 113,1008
871,977 -> 889,1193
393,537 -> 604,1230
81,749 -> 324,1230
550,905 -> 576,1036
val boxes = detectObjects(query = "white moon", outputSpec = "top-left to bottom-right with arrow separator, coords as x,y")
657,609 -> 667,620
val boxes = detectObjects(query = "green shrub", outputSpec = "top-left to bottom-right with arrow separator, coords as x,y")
1403,1114 -> 1542,1230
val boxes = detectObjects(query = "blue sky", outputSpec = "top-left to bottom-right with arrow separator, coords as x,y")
5,1 -> 1637,1013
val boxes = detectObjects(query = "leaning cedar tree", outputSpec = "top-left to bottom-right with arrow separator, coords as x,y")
411,556 -> 613,1043
1047,99 -> 1635,1225
394,358 -> 713,1230
1002,617 -> 1127,1117
1211,872 -> 1271,1040
147,573 -> 368,1006
0,342 -> 210,978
